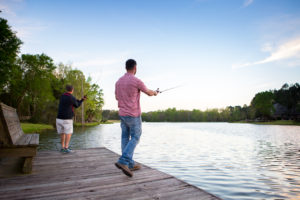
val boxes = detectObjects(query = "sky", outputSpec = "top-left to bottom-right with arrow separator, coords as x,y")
1,0 -> 300,111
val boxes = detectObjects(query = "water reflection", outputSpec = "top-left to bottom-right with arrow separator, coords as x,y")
38,126 -> 104,150
39,123 -> 300,200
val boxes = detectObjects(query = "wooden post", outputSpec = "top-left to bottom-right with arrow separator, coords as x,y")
81,78 -> 84,126
23,157 -> 33,174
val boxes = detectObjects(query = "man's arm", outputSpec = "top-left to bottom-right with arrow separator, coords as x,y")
137,79 -> 157,96
145,89 -> 158,96
71,96 -> 86,108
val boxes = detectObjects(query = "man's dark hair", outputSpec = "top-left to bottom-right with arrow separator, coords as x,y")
126,59 -> 137,70
66,84 -> 73,92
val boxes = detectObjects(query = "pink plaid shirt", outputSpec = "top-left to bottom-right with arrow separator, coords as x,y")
115,73 -> 148,117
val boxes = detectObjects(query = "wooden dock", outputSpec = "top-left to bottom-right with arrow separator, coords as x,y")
0,147 -> 222,200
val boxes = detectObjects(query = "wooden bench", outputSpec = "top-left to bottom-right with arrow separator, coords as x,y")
0,103 -> 39,174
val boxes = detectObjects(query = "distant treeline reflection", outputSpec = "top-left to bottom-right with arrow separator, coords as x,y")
103,83 -> 300,122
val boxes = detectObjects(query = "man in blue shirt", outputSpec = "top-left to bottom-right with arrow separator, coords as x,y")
56,85 -> 86,153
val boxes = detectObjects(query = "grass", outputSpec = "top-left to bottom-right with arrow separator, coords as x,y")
105,120 -> 120,123
21,123 -> 54,134
233,120 -> 300,126
21,120 -> 119,133
74,120 -> 119,127
74,122 -> 101,127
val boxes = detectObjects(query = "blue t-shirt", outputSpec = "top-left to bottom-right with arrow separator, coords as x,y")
57,93 -> 83,119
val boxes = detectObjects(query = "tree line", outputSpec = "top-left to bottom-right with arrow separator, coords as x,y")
103,106 -> 254,122
103,83 -> 300,122
0,16 -> 104,124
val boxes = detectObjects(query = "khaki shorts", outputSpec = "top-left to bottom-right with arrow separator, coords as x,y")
56,118 -> 73,134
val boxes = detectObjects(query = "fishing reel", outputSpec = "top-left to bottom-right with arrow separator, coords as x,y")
156,88 -> 162,93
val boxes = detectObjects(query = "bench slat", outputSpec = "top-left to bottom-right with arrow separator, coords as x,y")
0,117 -> 11,146
14,135 -> 27,146
2,107 -> 24,145
0,147 -> 37,157
0,103 -> 16,112
29,134 -> 39,146
13,134 -> 39,147
6,125 -> 23,145
15,134 -> 33,146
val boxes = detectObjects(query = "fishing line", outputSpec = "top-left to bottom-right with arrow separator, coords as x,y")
156,85 -> 183,93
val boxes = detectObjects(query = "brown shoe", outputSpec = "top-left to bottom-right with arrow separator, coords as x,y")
130,164 -> 141,171
115,162 -> 133,177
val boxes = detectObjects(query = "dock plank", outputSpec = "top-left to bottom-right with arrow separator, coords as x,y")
0,148 -> 222,200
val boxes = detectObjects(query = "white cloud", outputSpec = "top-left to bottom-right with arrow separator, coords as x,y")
259,15 -> 300,42
286,59 -> 300,67
243,0 -> 254,7
71,50 -> 132,70
0,0 -> 47,42
0,3 -> 16,16
16,24 -> 48,40
232,37 -> 300,69
0,0 -> 25,17
74,58 -> 120,68
72,56 -> 128,84
253,82 -> 273,89
261,43 -> 273,52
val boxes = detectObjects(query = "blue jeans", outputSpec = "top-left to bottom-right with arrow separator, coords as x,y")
118,116 -> 142,168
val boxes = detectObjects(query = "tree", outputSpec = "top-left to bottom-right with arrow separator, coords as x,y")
251,91 -> 274,119
0,17 -> 23,94
274,83 -> 300,110
5,54 -> 56,121
84,78 -> 104,122
59,69 -> 105,123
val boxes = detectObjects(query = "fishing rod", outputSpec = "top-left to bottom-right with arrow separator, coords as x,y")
156,85 -> 182,93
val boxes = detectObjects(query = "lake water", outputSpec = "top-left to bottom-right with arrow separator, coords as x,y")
39,122 -> 300,200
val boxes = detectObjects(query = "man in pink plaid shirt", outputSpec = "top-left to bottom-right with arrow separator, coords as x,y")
114,59 -> 158,177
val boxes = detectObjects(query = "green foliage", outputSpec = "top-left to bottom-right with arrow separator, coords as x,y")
102,110 -> 119,122
251,91 -> 274,118
274,83 -> 300,110
84,82 -> 104,122
0,17 -> 22,94
1,60 -> 104,124
58,66 -> 105,123
141,107 -> 250,122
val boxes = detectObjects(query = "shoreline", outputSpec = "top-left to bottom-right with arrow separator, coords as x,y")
74,120 -> 120,127
21,120 -> 300,134
143,120 -> 300,126
21,120 -> 119,134
232,120 -> 300,126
